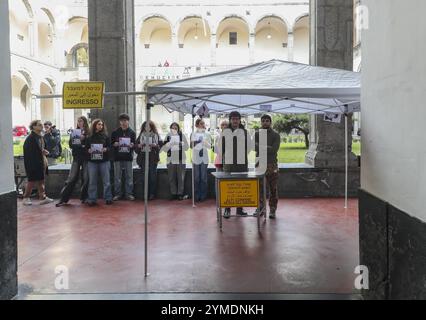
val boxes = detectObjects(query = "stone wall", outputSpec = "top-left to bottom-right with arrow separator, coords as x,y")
44,164 -> 360,200
359,189 -> 426,299
0,192 -> 18,300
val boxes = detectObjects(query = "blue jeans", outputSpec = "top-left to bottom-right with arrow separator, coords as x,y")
141,163 -> 158,197
88,161 -> 112,203
194,163 -> 208,201
113,161 -> 134,197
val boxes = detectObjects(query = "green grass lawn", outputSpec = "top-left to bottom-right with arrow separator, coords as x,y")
352,140 -> 361,156
13,136 -> 361,164
278,142 -> 308,164
159,141 -> 310,164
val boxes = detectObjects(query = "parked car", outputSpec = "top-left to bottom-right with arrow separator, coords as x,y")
13,126 -> 28,137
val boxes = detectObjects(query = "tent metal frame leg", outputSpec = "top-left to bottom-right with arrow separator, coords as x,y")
144,102 -> 154,277
345,113 -> 349,210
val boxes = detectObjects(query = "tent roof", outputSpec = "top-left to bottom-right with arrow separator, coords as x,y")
147,60 -> 361,115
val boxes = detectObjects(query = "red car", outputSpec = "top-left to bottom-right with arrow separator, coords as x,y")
13,126 -> 28,137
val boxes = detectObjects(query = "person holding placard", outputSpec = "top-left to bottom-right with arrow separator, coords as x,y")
85,119 -> 112,206
111,114 -> 137,201
191,118 -> 212,202
163,122 -> 189,201
56,116 -> 90,207
135,121 -> 162,200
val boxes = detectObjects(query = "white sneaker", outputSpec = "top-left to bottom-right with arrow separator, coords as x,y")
39,197 -> 54,205
23,198 -> 32,206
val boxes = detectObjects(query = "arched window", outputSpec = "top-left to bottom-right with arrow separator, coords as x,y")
20,85 -> 30,110
69,43 -> 89,68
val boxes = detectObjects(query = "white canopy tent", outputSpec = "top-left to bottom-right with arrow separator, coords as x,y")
147,59 -> 361,115
143,59 -> 361,276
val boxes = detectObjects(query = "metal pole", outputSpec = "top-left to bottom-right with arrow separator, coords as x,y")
192,105 -> 196,208
345,114 -> 348,209
144,102 -> 153,277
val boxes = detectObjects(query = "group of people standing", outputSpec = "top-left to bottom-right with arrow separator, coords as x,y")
57,114 -> 140,206
22,111 -> 281,219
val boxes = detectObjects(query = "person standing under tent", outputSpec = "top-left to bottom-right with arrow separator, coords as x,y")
86,119 -> 113,206
191,118 -> 212,202
56,116 -> 90,207
135,120 -> 162,200
222,111 -> 253,218
214,120 -> 229,172
254,114 -> 281,219
163,122 -> 189,201
22,120 -> 54,206
111,114 -> 136,201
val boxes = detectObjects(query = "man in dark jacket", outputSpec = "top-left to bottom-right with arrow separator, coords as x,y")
254,114 -> 281,219
22,120 -> 54,206
111,114 -> 136,201
222,111 -> 253,218
43,121 -> 62,166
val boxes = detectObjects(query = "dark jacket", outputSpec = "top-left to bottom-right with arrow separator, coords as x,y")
43,128 -> 62,159
222,125 -> 251,173
254,128 -> 281,165
69,129 -> 88,162
24,132 -> 48,181
135,132 -> 162,167
85,132 -> 111,162
111,127 -> 136,162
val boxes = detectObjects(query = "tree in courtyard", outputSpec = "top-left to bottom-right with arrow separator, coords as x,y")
273,114 -> 310,148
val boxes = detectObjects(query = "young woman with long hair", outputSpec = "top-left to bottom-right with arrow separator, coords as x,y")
56,116 -> 90,206
135,120 -> 162,200
85,119 -> 113,206
163,122 -> 189,201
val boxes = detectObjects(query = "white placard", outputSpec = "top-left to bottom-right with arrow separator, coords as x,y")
170,135 -> 180,151
119,137 -> 131,153
91,144 -> 103,160
142,136 -> 154,152
71,129 -> 82,145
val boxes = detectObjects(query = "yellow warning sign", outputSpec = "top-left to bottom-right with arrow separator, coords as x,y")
219,179 -> 259,208
63,82 -> 105,109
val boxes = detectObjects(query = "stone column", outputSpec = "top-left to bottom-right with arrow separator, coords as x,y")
287,30 -> 294,62
29,20 -> 38,57
210,34 -> 217,66
88,0 -> 136,131
249,33 -> 255,64
305,0 -> 358,168
171,33 -> 179,66
0,0 -> 17,300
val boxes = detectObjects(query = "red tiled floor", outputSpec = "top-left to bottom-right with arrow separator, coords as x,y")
18,198 -> 360,294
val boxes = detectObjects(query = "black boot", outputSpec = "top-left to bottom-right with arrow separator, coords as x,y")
236,208 -> 248,216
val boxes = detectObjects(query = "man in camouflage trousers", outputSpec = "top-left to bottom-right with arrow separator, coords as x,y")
254,114 -> 281,219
